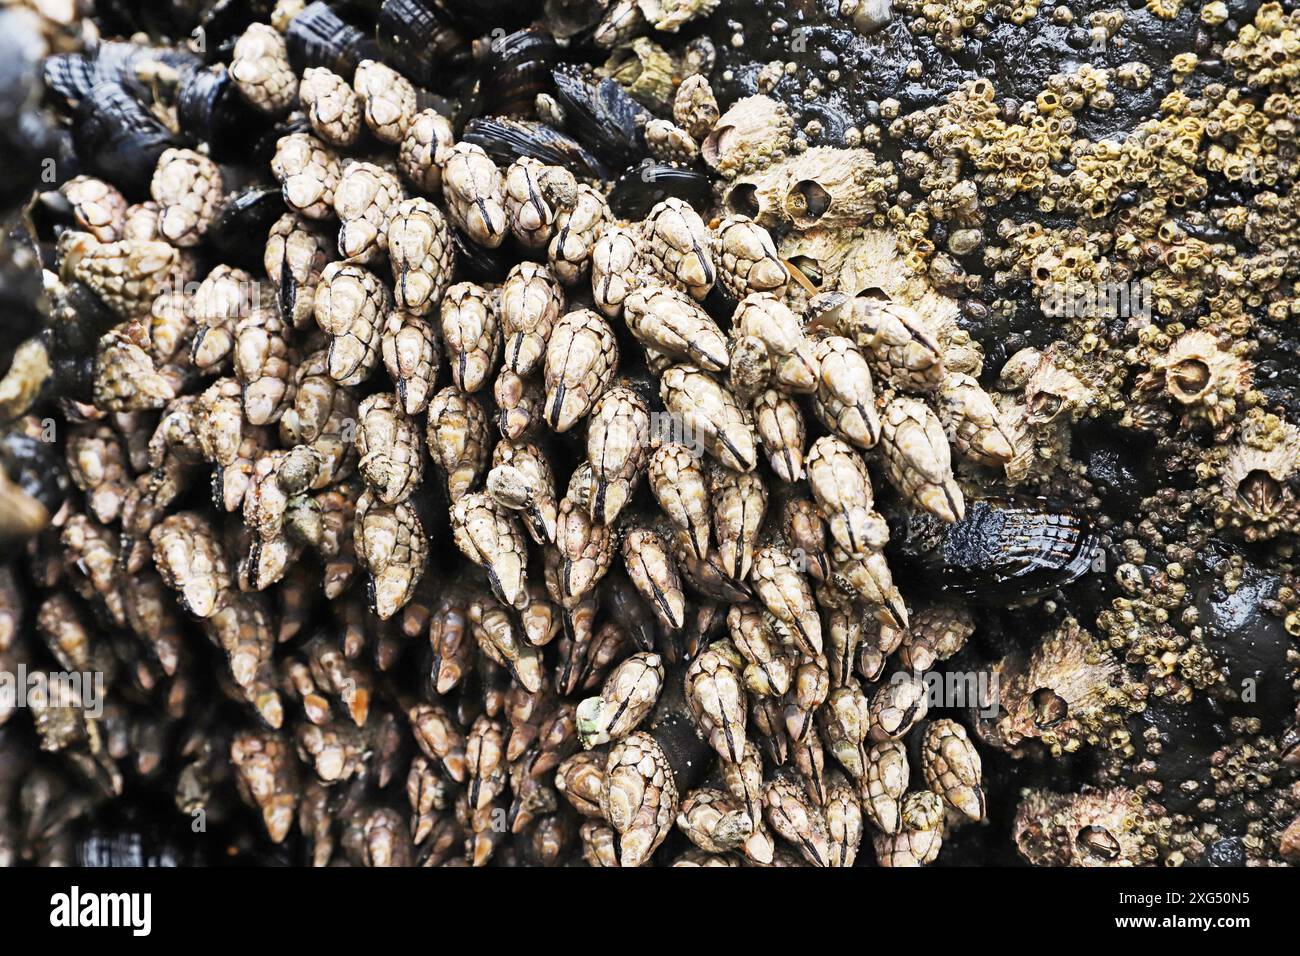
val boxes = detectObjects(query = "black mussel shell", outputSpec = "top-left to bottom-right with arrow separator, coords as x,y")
177,66 -> 273,160
608,162 -> 710,220
208,187 -> 286,271
452,228 -> 512,283
377,0 -> 469,88
461,117 -> 608,180
552,64 -> 648,167
45,42 -> 203,108
285,2 -> 381,80
888,497 -> 1102,604
439,0 -> 541,34
477,27 -> 559,119
72,82 -> 179,200
196,0 -> 278,63
0,428 -> 70,517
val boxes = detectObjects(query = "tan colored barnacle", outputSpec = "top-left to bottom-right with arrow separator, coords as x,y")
61,233 -> 180,323
812,336 -> 880,449
763,773 -> 830,867
897,601 -> 975,672
150,148 -> 223,247
810,292 -> 945,393
398,109 -> 455,195
869,672 -> 928,741
61,176 -> 126,242
494,369 -> 544,441
487,440 -> 559,545
920,719 -> 985,822
600,731 -> 677,867
426,386 -> 491,501
271,132 -> 341,221
548,184 -> 610,286
709,465 -> 767,582
265,214 -> 334,331
586,385 -> 650,525
576,651 -> 664,748
733,292 -> 818,393
150,512 -> 231,619
935,371 -> 1016,466
501,262 -> 565,376
783,496 -> 831,583
874,791 -> 944,867
659,364 -> 757,472
673,73 -> 720,141
334,161 -> 404,265
314,262 -> 389,386
230,23 -> 298,114
641,198 -> 715,299
750,545 -> 822,656
353,59 -> 416,144
66,425 -> 130,525
1218,412 -> 1300,540
440,282 -> 501,393
94,321 -> 176,412
751,388 -> 806,482
299,67 -> 363,147
233,307 -> 293,426
686,640 -> 748,763
440,142 -> 508,248
354,489 -> 426,620
387,197 -> 455,316
382,312 -> 440,416
452,492 -> 530,610
1158,330 -> 1252,427
702,95 -> 793,179
355,393 -> 424,504
805,436 -> 888,556
548,496 -> 615,607
624,283 -> 729,372
543,309 -> 618,432
469,597 -> 544,694
278,351 -> 358,487
622,528 -> 686,630
647,442 -> 711,559
503,157 -> 577,250
879,396 -> 964,523
862,740 -> 909,835
191,265 -> 256,371
713,215 -> 787,299
231,731 -> 299,843
590,223 -> 642,318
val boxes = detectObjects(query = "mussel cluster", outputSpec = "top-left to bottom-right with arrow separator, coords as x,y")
5,0 -> 1286,870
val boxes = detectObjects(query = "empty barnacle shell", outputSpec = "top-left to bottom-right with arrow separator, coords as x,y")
1217,412 -> 1300,540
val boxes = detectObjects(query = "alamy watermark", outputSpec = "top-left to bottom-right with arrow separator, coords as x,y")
889,668 -> 1000,719
1040,279 -> 1152,321
0,666 -> 105,719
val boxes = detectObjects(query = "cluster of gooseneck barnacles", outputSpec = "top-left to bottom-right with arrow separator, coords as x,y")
1,1 -> 1180,869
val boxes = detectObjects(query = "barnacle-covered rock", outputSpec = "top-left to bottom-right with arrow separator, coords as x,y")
1014,788 -> 1153,866
1215,410 -> 1300,541
702,95 -> 793,180
723,147 -> 896,231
